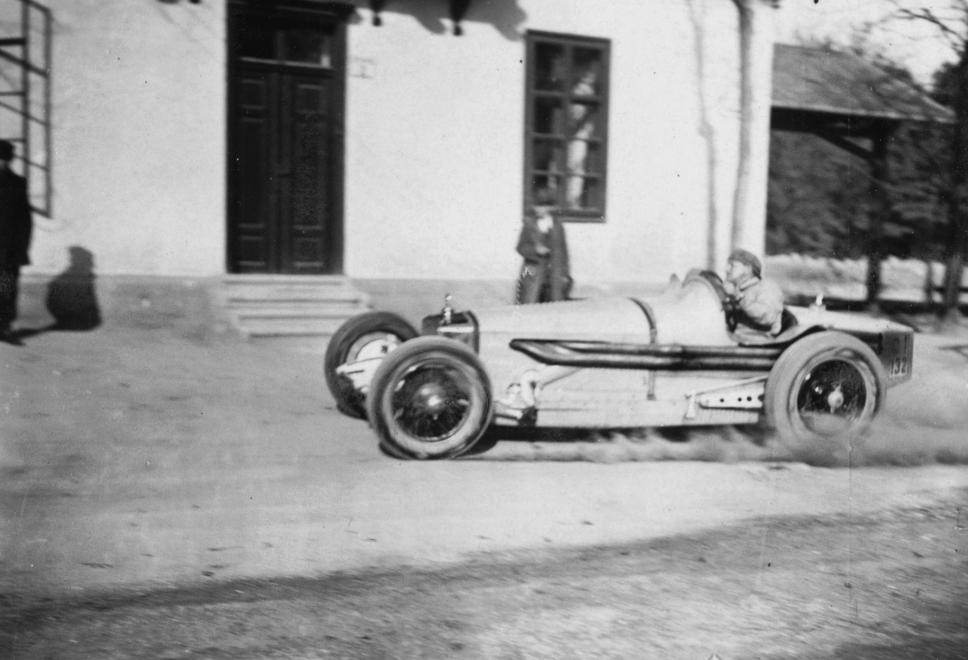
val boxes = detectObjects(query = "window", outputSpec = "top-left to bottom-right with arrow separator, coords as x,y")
525,32 -> 609,221
237,22 -> 334,68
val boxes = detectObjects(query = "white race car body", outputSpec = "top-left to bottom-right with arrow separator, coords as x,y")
327,271 -> 914,459
424,274 -> 913,430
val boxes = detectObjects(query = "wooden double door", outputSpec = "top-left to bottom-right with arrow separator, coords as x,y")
227,2 -> 345,274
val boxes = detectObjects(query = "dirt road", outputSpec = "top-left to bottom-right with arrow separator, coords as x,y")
4,498 -> 966,659
2,322 -> 968,657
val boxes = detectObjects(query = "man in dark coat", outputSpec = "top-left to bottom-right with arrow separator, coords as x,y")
515,190 -> 572,304
0,140 -> 33,345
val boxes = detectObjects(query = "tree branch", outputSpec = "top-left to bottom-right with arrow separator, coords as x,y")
897,7 -> 966,52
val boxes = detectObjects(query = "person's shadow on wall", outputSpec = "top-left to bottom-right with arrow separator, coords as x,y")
46,246 -> 102,330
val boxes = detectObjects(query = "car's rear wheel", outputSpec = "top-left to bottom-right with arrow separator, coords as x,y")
764,331 -> 886,463
324,311 -> 417,418
367,337 -> 493,460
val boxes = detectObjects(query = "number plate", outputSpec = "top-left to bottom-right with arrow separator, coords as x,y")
889,357 -> 909,378
883,329 -> 914,381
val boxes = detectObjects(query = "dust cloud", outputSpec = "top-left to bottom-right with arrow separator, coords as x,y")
476,331 -> 968,467
476,420 -> 968,467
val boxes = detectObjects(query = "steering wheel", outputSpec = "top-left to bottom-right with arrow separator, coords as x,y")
695,270 -> 739,333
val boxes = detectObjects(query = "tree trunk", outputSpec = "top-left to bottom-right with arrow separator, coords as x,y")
942,250 -> 965,321
941,47 -> 968,325
730,0 -> 774,256
731,0 -> 754,252
866,122 -> 894,308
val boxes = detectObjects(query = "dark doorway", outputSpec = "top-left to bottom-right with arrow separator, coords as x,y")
227,1 -> 347,274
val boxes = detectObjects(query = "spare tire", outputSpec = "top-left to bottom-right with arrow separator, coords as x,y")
324,311 -> 417,418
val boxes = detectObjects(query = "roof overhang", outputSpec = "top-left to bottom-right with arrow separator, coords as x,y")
772,44 -> 954,135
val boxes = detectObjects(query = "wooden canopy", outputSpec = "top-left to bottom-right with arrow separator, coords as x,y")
771,44 -> 953,304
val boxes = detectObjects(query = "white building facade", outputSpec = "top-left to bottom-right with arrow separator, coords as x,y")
2,0 -> 775,316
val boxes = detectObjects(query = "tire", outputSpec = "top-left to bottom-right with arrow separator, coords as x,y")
366,336 -> 493,460
764,331 -> 887,463
324,311 -> 418,418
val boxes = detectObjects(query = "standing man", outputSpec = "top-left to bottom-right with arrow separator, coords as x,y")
0,140 -> 33,345
514,188 -> 572,304
724,248 -> 784,339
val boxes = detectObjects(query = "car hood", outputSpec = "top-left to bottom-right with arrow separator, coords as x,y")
469,275 -> 736,346
472,297 -> 652,343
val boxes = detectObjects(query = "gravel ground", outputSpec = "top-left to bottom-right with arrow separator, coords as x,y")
4,500 -> 966,659
1,298 -> 968,658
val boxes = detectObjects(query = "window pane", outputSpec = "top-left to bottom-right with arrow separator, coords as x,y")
532,138 -> 563,174
238,23 -> 274,59
567,100 -> 599,139
531,175 -> 561,203
566,140 -> 602,175
283,27 -> 332,67
534,42 -> 566,91
533,97 -> 563,135
566,141 -> 589,188
565,176 -> 601,211
572,47 -> 603,96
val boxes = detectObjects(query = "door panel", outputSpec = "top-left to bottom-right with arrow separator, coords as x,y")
234,72 -> 276,271
280,75 -> 332,273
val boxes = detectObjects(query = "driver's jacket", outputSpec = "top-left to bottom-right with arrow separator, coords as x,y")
732,276 -> 784,335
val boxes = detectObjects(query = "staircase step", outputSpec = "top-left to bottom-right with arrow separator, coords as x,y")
221,276 -> 367,301
218,275 -> 370,341
232,308 -> 363,321
225,290 -> 368,305
228,301 -> 365,314
241,317 -> 352,337
222,274 -> 351,286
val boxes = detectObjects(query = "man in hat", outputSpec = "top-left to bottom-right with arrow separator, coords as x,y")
0,139 -> 33,345
724,248 -> 784,339
514,188 -> 572,304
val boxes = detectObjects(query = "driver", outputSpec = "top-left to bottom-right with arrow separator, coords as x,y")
724,249 -> 784,338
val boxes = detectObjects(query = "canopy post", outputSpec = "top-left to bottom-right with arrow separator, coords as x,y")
865,121 -> 895,308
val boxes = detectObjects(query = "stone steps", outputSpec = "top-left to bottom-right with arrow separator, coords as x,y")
220,275 -> 370,341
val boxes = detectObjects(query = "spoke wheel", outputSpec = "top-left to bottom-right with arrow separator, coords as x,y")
793,359 -> 876,437
368,337 -> 492,460
324,312 -> 417,418
765,331 -> 886,463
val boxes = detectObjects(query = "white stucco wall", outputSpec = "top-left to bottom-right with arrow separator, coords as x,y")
11,0 -> 769,285
24,0 -> 226,277
344,0 -> 748,284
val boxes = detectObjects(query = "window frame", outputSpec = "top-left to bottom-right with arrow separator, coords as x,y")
235,19 -> 337,70
523,31 -> 611,223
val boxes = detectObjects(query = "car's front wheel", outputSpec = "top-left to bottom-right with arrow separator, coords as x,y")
366,337 -> 493,460
764,331 -> 886,462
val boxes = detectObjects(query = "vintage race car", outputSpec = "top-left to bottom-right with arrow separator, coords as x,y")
324,270 -> 914,460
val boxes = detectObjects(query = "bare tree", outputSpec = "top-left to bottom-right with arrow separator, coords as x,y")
895,2 -> 968,324
730,0 -> 776,255
731,0 -> 756,253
